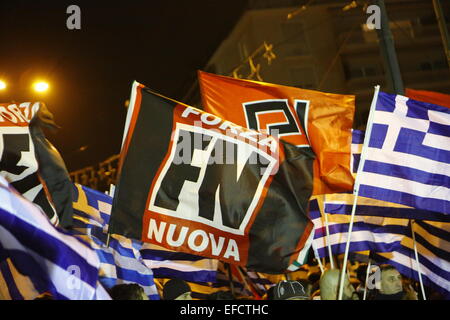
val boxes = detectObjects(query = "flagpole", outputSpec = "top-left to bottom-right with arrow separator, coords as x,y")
323,210 -> 335,269
337,192 -> 358,300
338,85 -> 380,300
320,194 -> 335,269
411,220 -> 427,300
363,259 -> 371,300
312,242 -> 324,274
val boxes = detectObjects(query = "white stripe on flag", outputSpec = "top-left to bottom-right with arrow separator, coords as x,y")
0,224 -> 98,299
366,148 -> 450,177
359,171 -> 449,201
423,132 -> 450,151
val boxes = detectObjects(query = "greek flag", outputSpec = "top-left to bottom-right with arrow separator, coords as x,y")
0,177 -> 110,300
310,194 -> 410,258
72,184 -> 217,292
357,89 -> 450,217
372,219 -> 450,299
72,184 -> 159,299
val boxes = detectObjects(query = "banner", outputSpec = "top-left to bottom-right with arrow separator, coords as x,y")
356,90 -> 450,217
198,71 -> 355,195
0,101 -> 73,227
109,82 -> 315,273
372,219 -> 450,299
310,194 -> 410,259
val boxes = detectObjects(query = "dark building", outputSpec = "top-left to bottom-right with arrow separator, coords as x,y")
184,0 -> 450,129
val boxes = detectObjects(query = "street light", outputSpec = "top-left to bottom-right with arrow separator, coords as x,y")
0,80 -> 6,90
33,81 -> 49,93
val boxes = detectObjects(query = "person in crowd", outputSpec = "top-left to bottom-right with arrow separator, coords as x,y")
307,271 -> 321,296
355,263 -> 369,299
108,283 -> 149,300
162,278 -> 193,300
370,264 -> 418,300
270,279 -> 311,300
319,269 -> 359,300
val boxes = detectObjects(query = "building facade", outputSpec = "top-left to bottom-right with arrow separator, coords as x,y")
185,0 -> 450,129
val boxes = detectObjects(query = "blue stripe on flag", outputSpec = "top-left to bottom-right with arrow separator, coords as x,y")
324,203 -> 450,222
151,268 -> 216,283
140,249 -> 207,262
0,255 -> 24,300
416,220 -> 450,240
429,122 -> 450,137
359,185 -> 449,216
0,208 -> 98,288
394,128 -> 450,163
413,232 -> 450,262
368,124 -> 388,149
376,93 -> 396,112
352,129 -> 365,144
353,154 -> 361,174
316,241 -> 400,257
406,94 -> 450,114
313,222 -> 407,239
363,160 -> 450,187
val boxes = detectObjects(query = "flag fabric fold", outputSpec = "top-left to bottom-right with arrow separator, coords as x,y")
0,101 -> 73,227
198,71 -> 356,195
309,194 -> 409,259
72,183 -> 217,292
356,90 -> 450,218
372,219 -> 450,299
109,82 -> 315,273
0,176 -> 109,300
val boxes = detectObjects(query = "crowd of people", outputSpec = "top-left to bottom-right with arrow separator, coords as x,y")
74,263 -> 443,301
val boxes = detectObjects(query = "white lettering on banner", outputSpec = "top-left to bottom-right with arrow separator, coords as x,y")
0,107 -> 18,123
149,123 -> 277,236
0,103 -> 39,124
7,105 -> 28,122
181,106 -> 278,153
147,218 -> 240,261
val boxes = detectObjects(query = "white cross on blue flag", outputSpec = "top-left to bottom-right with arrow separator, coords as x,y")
357,88 -> 450,218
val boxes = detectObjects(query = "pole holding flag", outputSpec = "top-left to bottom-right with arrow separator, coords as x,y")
411,220 -> 427,300
363,259 -> 372,300
338,85 -> 380,300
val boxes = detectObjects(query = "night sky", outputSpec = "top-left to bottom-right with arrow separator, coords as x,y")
0,0 -> 248,171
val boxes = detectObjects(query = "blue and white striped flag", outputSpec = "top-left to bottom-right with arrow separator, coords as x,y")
72,184 -> 217,290
356,89 -> 450,218
72,184 -> 159,299
372,219 -> 450,299
0,176 -> 110,300
140,244 -> 218,283
310,194 -> 409,258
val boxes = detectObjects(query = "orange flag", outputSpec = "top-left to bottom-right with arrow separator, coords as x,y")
198,71 -> 355,195
405,88 -> 450,109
